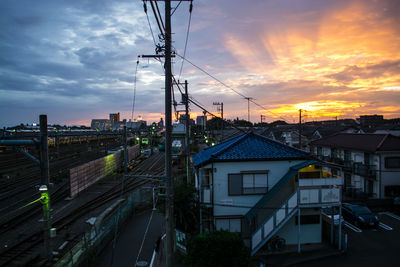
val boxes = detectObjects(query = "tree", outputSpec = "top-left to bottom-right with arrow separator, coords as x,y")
185,230 -> 251,267
174,182 -> 199,234
269,120 -> 288,127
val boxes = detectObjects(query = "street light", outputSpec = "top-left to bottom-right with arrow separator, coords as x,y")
39,185 -> 52,262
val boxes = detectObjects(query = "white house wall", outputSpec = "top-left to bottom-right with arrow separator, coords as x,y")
379,152 -> 400,197
211,160 -> 305,217
277,208 -> 321,245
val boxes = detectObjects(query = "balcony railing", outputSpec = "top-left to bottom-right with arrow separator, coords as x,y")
353,163 -> 376,179
299,177 -> 343,187
201,187 -> 211,204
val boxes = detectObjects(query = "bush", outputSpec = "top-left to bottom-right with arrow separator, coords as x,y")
185,230 -> 250,267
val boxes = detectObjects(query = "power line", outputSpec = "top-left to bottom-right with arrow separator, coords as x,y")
178,0 -> 193,80
131,60 -> 140,121
175,53 -> 290,123
143,1 -> 157,47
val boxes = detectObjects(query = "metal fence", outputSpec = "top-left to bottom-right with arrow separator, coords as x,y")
54,187 -> 152,267
70,145 -> 140,198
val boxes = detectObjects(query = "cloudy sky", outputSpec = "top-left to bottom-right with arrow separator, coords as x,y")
1,0 -> 399,127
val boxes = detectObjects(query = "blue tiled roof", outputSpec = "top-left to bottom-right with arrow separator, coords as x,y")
193,132 -> 310,167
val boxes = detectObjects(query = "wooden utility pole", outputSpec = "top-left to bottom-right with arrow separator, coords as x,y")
244,97 -> 253,123
184,80 -> 191,184
39,114 -> 52,262
164,1 -> 174,266
260,114 -> 266,123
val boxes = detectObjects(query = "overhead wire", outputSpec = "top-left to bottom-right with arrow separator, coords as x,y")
149,0 -> 165,38
131,59 -> 140,121
154,0 -> 166,33
143,1 -> 157,48
171,0 -> 183,16
145,1 -> 290,124
175,52 -> 291,123
178,0 -> 193,80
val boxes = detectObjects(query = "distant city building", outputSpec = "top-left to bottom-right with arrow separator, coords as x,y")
359,115 -> 384,127
91,119 -> 111,131
179,114 -> 195,125
126,120 -> 146,130
109,113 -> 120,125
196,115 -> 207,126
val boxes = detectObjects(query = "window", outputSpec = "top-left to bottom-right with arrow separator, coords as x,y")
215,218 -> 241,232
201,168 -> 211,187
317,147 -> 322,157
295,215 -> 320,225
385,157 -> 400,169
344,150 -> 351,161
228,171 -> 268,195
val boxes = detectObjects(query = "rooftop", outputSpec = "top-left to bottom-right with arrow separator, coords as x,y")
310,133 -> 400,152
193,132 -> 311,167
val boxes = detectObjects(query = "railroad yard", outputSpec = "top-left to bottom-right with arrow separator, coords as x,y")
0,134 -> 164,266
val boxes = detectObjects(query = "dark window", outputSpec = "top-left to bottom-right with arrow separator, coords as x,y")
385,157 -> 400,169
228,172 -> 268,196
228,174 -> 242,195
295,215 -> 320,225
201,169 -> 211,187
317,147 -> 322,157
332,148 -> 337,159
344,150 -> 351,161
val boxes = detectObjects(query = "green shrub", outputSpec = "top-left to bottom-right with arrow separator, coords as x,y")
185,230 -> 250,267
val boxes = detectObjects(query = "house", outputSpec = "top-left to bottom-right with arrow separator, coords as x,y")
193,133 -> 343,256
310,133 -> 400,198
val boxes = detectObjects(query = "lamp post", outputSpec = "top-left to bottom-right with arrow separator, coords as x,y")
39,185 -> 52,262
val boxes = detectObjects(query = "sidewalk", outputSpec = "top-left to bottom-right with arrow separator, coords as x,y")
254,243 -> 344,266
95,209 -> 164,267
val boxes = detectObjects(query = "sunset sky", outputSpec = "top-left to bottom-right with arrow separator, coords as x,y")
1,0 -> 399,126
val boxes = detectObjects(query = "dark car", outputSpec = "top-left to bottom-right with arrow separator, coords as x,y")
342,203 -> 379,228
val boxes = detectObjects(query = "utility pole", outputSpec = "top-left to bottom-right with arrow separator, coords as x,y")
164,1 -> 174,266
299,109 -> 302,150
39,114 -> 52,262
260,114 -> 266,124
184,80 -> 190,184
213,102 -> 223,141
203,110 -> 207,136
244,97 -> 253,123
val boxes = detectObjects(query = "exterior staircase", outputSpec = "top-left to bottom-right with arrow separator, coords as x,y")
251,190 -> 298,255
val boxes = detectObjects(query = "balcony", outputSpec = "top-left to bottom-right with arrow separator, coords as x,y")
299,177 -> 343,187
353,163 -> 377,179
201,187 -> 211,204
299,187 -> 341,205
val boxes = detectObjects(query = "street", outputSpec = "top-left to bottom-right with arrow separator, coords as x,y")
297,212 -> 400,266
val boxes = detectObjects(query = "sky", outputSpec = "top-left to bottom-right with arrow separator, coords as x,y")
1,0 -> 400,127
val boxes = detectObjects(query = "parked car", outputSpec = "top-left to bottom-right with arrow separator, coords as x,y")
342,203 -> 379,228
321,206 -> 343,225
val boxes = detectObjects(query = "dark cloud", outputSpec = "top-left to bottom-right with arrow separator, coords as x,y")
327,60 -> 400,83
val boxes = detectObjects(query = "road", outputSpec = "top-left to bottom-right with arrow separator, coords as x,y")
96,209 -> 164,267
298,212 -> 400,267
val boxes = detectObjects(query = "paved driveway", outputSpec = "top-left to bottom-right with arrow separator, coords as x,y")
298,212 -> 400,267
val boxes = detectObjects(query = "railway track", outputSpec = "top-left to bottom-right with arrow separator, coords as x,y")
0,151 -> 165,266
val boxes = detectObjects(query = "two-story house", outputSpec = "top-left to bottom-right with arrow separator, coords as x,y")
193,133 -> 343,256
310,133 -> 400,198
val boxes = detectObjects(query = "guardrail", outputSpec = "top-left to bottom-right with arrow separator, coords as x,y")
54,187 -> 152,267
251,191 -> 298,255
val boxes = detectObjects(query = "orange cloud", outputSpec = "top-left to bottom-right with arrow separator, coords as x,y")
217,0 -> 400,121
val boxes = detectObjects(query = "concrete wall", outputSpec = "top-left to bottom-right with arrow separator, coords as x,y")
379,151 -> 400,197
277,208 -> 321,245
207,160 -> 306,217
70,145 -> 139,198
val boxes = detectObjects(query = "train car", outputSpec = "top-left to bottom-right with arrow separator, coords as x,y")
172,140 -> 182,159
